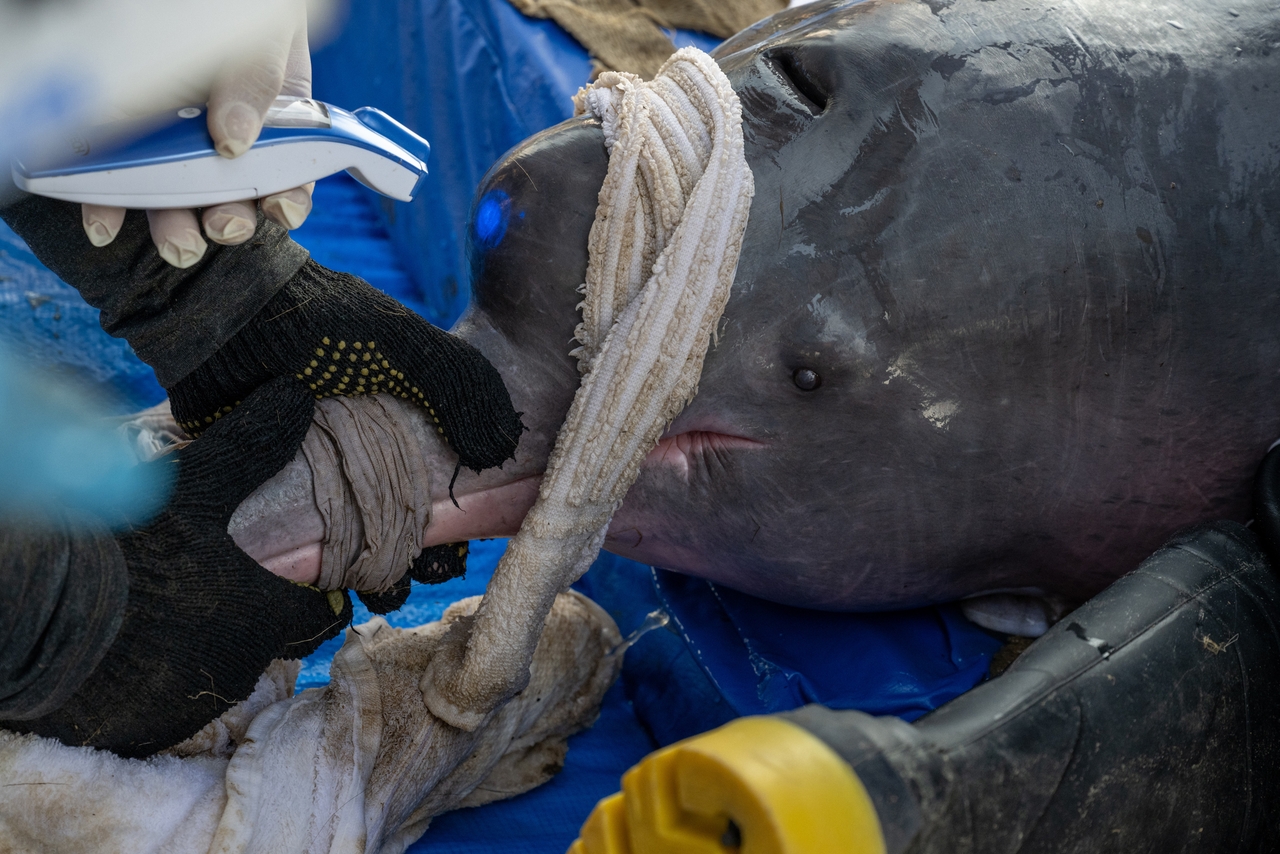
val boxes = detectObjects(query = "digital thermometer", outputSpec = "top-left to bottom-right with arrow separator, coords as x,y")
11,96 -> 430,208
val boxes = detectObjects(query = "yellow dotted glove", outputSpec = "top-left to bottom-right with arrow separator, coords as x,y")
168,260 -> 522,473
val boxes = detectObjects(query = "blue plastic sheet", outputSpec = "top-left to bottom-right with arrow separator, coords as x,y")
0,221 -> 164,411
293,541 -> 999,853
577,555 -> 1003,748
656,572 -> 1000,721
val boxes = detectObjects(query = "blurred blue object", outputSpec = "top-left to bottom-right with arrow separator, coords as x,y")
0,222 -> 170,525
0,341 -> 170,525
310,0 -> 719,326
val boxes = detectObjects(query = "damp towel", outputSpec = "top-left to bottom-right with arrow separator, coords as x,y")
302,395 -> 433,594
420,47 -> 754,730
0,592 -> 621,854
506,0 -> 786,78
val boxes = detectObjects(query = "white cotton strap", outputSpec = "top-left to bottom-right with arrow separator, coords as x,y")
421,47 -> 754,730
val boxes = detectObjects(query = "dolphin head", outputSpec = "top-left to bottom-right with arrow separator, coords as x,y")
453,0 -> 1280,610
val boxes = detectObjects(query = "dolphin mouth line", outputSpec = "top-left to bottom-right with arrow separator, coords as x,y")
646,430 -> 765,478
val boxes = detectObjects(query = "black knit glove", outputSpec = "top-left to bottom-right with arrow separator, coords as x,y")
9,378 -> 351,758
168,261 -> 523,473
356,541 -> 469,614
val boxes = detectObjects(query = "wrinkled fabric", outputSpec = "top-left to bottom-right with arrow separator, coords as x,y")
0,592 -> 621,854
506,0 -> 784,78
167,661 -> 301,761
420,48 -> 754,730
213,592 -> 620,854
303,396 -> 432,593
0,729 -> 230,854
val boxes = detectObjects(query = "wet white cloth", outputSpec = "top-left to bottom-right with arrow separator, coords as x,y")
301,395 -> 432,593
0,592 -> 621,854
420,46 -> 754,730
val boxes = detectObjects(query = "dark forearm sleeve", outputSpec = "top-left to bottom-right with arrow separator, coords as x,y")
0,521 -> 128,721
0,194 -> 310,386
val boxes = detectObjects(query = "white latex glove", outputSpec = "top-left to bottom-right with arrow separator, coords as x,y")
80,3 -> 315,268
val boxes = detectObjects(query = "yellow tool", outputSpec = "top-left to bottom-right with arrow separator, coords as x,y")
569,716 -> 885,853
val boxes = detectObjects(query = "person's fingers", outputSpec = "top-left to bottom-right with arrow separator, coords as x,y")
206,31 -> 293,159
147,209 -> 207,268
202,200 -> 258,245
257,17 -> 316,233
280,12 -> 312,99
261,182 -> 314,230
81,204 -> 126,247
252,13 -> 314,234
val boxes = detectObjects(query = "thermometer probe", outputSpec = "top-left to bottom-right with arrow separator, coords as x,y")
12,96 -> 430,208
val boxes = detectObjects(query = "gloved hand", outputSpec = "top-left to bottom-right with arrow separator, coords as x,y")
80,0 -> 315,268
0,195 -> 522,472
168,260 -> 524,474
9,377 -> 351,758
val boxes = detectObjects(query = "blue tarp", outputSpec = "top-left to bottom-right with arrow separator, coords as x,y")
0,221 -> 164,411
295,540 -> 998,854
578,560 -> 1001,748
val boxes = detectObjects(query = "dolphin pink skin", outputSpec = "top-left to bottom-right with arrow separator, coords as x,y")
228,412 -> 764,587
235,0 -> 1280,613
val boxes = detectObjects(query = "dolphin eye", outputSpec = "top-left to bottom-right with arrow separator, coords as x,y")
793,368 -> 821,391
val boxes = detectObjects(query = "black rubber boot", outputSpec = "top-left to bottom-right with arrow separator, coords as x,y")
571,520 -> 1280,853
782,521 -> 1280,854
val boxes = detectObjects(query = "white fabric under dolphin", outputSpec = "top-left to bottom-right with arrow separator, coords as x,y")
0,592 -> 621,854
420,47 -> 754,730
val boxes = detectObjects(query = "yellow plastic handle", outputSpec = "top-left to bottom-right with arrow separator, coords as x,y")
570,716 -> 886,853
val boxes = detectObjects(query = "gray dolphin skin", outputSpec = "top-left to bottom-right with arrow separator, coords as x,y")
452,0 -> 1280,612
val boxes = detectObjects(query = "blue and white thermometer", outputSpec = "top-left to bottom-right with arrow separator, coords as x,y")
11,96 -> 430,207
